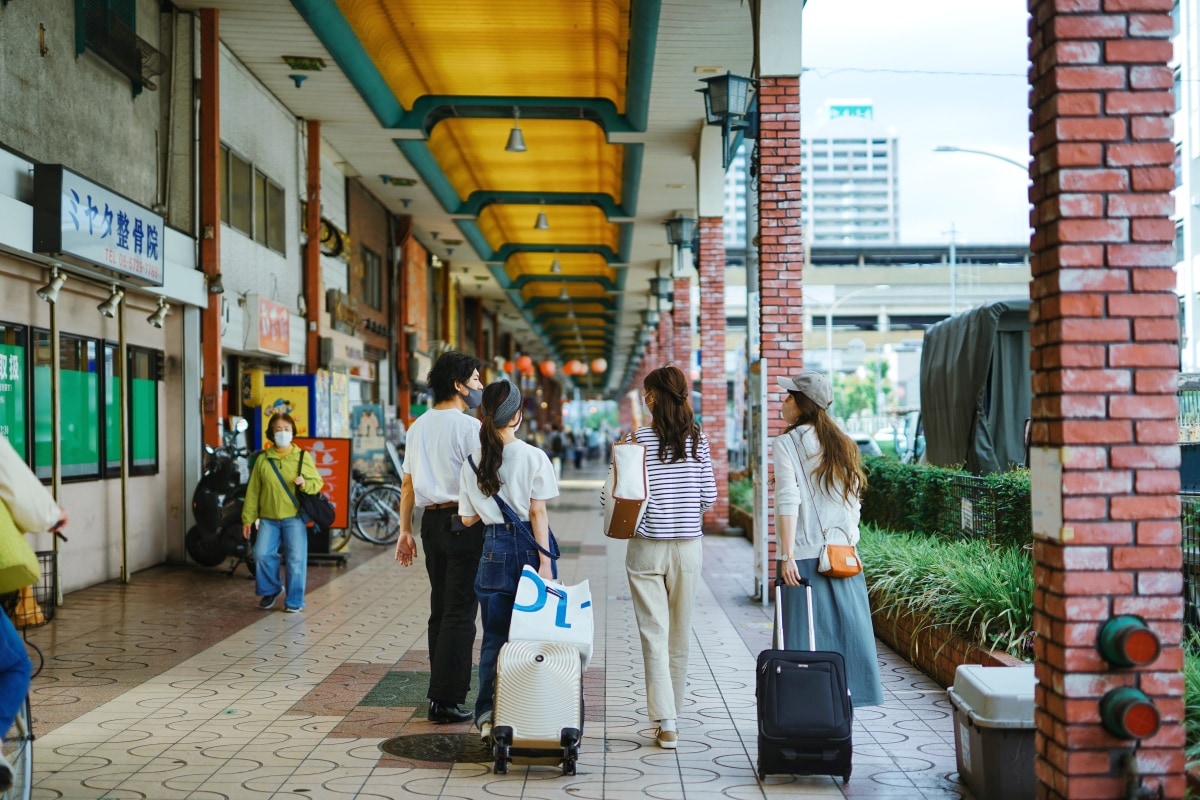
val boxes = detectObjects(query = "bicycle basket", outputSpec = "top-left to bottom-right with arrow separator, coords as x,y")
0,551 -> 57,629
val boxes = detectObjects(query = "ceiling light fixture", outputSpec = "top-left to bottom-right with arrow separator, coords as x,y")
559,284 -> 570,301
36,267 -> 66,304
550,257 -> 562,274
97,284 -> 124,318
146,296 -> 171,328
505,106 -> 527,153
534,202 -> 549,231
207,272 -> 225,295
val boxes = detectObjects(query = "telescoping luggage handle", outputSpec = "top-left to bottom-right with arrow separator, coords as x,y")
773,577 -> 816,652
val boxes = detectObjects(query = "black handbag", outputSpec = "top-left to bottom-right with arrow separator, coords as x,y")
268,449 -> 335,530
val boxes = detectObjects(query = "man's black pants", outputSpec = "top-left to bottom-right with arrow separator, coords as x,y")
420,507 -> 485,706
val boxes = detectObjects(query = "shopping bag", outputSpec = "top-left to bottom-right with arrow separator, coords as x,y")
509,565 -> 594,669
602,435 -> 648,539
0,500 -> 40,595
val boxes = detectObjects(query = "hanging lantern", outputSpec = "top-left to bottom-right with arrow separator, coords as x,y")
564,359 -> 583,376
590,358 -> 608,374
539,360 -> 557,377
503,360 -> 515,373
516,355 -> 533,373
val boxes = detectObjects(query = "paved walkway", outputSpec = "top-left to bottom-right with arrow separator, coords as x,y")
22,463 -> 970,799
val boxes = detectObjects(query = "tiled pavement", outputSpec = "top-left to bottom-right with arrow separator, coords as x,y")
21,465 -> 971,799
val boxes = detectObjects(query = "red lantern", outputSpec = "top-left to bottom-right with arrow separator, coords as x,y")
503,360 -> 514,373
516,355 -> 533,373
590,358 -> 607,374
564,359 -> 583,376
539,360 -> 557,377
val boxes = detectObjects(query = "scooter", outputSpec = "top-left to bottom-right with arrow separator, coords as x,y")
186,417 -> 256,576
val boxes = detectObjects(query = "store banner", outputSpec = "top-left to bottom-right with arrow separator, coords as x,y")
249,295 -> 290,356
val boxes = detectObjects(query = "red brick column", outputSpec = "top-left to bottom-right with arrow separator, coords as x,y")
674,277 -> 692,369
1028,2 -> 1181,797
658,291 -> 675,365
758,75 -> 804,550
699,217 -> 729,530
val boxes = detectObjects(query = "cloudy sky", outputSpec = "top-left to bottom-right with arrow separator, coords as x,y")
802,0 -> 1032,245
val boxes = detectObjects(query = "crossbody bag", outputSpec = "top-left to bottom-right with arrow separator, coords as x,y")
790,430 -> 862,579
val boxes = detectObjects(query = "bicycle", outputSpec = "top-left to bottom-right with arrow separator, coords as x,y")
348,472 -> 402,545
0,548 -> 59,800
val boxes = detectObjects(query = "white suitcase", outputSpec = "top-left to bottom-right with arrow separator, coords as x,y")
490,640 -> 583,775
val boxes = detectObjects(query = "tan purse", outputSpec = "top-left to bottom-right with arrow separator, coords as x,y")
793,432 -> 863,579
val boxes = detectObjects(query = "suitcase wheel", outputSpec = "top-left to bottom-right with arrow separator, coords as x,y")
562,755 -> 576,776
842,768 -> 851,784
491,726 -> 513,774
560,727 -> 581,776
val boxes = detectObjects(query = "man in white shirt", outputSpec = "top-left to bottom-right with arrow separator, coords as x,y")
395,352 -> 484,723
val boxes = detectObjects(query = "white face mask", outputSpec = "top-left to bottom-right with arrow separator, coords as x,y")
273,430 -> 293,448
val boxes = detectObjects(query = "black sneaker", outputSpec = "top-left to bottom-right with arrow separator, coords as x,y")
258,591 -> 280,610
427,700 -> 472,724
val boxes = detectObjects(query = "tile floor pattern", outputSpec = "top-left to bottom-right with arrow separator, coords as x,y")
21,468 -> 971,799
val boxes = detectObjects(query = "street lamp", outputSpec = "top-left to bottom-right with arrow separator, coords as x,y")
822,284 -> 891,391
933,145 -> 1027,171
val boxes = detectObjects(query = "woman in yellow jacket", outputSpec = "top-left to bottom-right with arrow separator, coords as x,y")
241,412 -> 323,612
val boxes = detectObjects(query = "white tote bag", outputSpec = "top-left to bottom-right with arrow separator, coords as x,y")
509,565 -> 594,669
602,434 -> 648,539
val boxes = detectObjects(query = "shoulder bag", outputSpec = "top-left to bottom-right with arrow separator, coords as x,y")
601,432 -> 648,539
791,431 -> 862,579
269,450 -> 336,530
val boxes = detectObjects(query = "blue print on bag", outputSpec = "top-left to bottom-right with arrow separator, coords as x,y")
513,570 -> 577,629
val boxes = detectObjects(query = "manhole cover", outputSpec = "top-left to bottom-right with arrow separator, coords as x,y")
381,733 -> 492,763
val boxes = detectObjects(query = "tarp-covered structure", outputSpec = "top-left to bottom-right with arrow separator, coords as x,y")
919,299 -> 1032,475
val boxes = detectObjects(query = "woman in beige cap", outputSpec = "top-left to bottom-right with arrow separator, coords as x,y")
773,369 -> 882,706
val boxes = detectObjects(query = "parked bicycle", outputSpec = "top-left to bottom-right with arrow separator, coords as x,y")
349,471 -> 401,545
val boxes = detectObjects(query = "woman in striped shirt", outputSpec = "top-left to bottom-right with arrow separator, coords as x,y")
625,365 -> 716,749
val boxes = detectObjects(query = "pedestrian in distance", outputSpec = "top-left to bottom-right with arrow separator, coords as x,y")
773,370 -> 883,707
394,352 -> 485,724
621,365 -> 716,749
0,434 -> 67,791
457,380 -> 558,741
242,412 -> 323,613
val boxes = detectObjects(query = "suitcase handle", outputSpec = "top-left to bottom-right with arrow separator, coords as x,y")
773,577 -> 816,651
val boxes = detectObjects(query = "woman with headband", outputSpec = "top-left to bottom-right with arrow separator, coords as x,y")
624,365 -> 716,749
457,380 -> 559,740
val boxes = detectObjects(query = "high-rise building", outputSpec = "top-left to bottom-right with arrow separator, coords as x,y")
724,98 -> 900,247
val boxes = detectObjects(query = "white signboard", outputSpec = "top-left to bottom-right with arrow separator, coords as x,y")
1030,446 -> 1066,541
33,165 -> 165,285
960,498 -> 974,534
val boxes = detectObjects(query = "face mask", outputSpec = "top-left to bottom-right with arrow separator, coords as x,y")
273,430 -> 293,448
463,386 -> 483,409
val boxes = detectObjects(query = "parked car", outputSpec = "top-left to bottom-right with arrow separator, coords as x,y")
851,432 -> 883,458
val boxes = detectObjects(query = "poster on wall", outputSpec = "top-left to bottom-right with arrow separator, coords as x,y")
0,344 -> 25,459
351,403 -> 390,480
330,372 -> 350,438
259,385 -> 311,446
315,370 -> 332,438
294,437 -> 351,530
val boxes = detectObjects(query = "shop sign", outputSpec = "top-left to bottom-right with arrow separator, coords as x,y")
249,295 -> 290,356
0,345 -> 25,459
327,289 -> 359,336
32,165 -> 165,285
294,437 -> 352,530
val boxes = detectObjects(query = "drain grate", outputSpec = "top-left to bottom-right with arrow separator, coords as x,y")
381,732 -> 492,763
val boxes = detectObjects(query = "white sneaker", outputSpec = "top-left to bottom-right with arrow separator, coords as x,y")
480,721 -> 492,742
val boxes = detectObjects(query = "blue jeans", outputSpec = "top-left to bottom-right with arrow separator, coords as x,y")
0,612 -> 30,740
473,524 -> 555,725
254,517 -> 308,610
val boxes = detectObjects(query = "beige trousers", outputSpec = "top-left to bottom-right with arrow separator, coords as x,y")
625,536 -> 703,722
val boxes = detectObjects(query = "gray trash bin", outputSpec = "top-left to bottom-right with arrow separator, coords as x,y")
947,664 -> 1036,800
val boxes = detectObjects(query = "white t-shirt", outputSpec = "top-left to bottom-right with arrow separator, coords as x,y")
402,408 -> 482,507
458,439 -> 559,525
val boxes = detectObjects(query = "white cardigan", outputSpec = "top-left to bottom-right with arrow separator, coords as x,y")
772,426 -> 862,561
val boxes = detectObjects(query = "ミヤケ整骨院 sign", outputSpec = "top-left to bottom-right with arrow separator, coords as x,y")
32,165 -> 165,286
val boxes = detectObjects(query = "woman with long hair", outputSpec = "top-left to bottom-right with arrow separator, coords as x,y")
623,365 -> 716,749
773,370 -> 882,707
457,380 -> 558,740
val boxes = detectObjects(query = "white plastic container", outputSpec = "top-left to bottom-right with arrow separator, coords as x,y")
946,664 -> 1036,800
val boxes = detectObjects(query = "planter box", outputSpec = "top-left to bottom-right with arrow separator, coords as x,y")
868,589 -> 1026,688
729,504 -> 753,541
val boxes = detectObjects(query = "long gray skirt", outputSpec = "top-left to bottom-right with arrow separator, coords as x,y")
775,558 -> 884,707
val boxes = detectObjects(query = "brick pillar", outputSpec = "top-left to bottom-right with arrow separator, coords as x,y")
674,276 -> 692,369
758,74 -> 804,551
699,217 -> 729,530
1028,3 -> 1181,797
658,294 -> 674,365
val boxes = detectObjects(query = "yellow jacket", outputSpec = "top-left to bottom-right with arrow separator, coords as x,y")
241,447 -> 324,524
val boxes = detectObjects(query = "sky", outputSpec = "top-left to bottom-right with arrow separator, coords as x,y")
801,0 -> 1032,245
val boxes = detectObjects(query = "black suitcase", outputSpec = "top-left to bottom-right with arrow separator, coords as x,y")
756,578 -> 853,783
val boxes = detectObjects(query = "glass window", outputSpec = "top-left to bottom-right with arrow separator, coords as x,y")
228,150 -> 252,235
0,324 -> 28,461
34,332 -> 99,480
253,170 -> 268,245
219,145 -> 230,223
267,181 -> 286,255
128,348 -> 160,473
362,247 -> 383,310
104,343 -> 122,474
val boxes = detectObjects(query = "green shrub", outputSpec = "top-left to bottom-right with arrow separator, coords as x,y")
1187,634 -> 1200,766
729,476 -> 752,510
859,525 -> 1034,659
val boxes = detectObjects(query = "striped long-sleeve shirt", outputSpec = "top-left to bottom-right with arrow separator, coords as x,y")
632,426 -> 717,539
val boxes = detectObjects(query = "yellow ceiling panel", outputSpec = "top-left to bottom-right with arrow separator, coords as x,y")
431,119 -> 623,201
477,205 -> 619,251
338,0 -> 630,109
522,283 -> 611,303
504,252 -> 614,283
